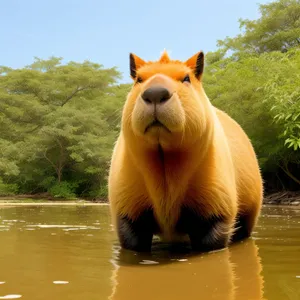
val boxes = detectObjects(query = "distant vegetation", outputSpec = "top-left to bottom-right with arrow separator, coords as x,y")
0,59 -> 130,199
203,0 -> 300,193
0,0 -> 299,199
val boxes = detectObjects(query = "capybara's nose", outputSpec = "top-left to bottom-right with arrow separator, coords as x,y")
141,86 -> 172,105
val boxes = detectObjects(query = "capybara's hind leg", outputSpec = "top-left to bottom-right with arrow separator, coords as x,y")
231,209 -> 259,243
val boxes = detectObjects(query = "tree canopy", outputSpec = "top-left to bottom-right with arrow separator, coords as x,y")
203,0 -> 300,191
217,0 -> 300,54
0,57 -> 130,198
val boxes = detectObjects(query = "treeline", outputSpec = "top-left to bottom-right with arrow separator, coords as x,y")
203,0 -> 300,193
0,58 -> 131,198
0,0 -> 299,199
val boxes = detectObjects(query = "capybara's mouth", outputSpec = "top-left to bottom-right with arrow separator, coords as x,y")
144,119 -> 171,133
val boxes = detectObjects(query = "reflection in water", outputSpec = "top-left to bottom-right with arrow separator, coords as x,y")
0,295 -> 22,299
255,207 -> 300,300
0,206 -> 114,300
1,205 -> 300,300
230,239 -> 265,300
109,238 -> 264,300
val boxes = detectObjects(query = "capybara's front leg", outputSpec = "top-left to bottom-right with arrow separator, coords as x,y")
177,207 -> 232,252
189,220 -> 231,252
117,208 -> 158,252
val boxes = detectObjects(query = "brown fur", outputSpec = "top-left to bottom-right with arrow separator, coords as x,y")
108,50 -> 263,250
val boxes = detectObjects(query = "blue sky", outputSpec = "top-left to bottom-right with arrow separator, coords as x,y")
1,0 -> 272,83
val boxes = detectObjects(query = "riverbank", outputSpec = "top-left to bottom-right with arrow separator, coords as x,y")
0,198 -> 108,206
0,191 -> 299,206
263,191 -> 300,206
0,202 -> 107,206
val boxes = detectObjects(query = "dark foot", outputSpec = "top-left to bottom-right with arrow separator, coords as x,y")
117,208 -> 159,252
176,207 -> 231,252
190,221 -> 230,252
231,214 -> 251,243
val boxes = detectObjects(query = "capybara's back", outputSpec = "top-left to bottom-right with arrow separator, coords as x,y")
108,50 -> 263,252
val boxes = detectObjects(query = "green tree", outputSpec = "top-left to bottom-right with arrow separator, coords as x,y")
217,0 -> 300,55
203,0 -> 300,189
0,57 -> 129,198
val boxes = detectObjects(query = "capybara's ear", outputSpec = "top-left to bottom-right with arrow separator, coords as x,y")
129,53 -> 146,79
185,51 -> 204,80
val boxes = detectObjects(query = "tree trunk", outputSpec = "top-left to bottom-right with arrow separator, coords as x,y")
279,162 -> 300,186
56,138 -> 65,184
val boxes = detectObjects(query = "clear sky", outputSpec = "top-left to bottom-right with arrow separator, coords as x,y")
1,0 -> 272,83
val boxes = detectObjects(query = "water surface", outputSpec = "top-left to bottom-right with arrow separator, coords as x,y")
0,205 -> 299,300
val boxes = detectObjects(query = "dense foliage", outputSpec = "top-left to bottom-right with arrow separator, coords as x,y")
0,57 -> 130,198
203,0 -> 300,191
0,0 -> 299,198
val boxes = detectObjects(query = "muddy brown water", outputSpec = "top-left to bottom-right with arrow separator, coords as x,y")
0,205 -> 299,300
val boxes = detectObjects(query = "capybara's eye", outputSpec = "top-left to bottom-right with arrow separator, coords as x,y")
182,75 -> 191,83
136,76 -> 143,83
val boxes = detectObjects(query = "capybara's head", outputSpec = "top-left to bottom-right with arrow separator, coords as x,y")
122,50 -> 213,151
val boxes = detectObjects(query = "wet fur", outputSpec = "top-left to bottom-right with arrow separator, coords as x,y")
108,50 -> 263,252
